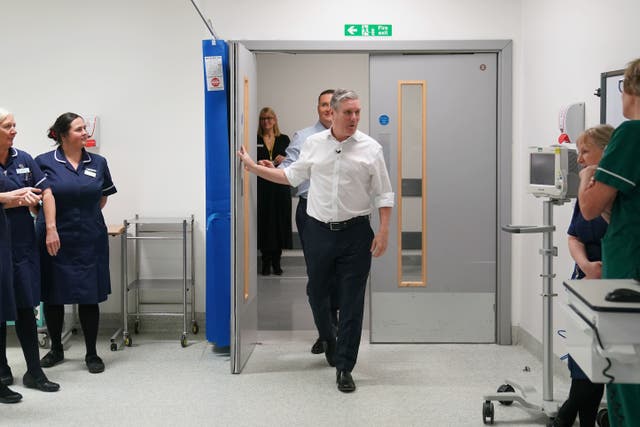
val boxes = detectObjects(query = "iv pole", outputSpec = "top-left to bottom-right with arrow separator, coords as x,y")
482,198 -> 565,424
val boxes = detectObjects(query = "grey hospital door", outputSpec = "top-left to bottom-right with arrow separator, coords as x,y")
229,41 -> 259,373
369,53 -> 497,343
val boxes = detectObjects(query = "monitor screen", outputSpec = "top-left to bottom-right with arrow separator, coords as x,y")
530,153 -> 555,186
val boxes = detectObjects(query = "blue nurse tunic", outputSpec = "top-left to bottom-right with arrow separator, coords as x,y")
35,147 -> 117,305
0,174 -> 17,322
0,147 -> 49,309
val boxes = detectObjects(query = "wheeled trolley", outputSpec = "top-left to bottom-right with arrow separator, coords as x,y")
114,215 -> 198,350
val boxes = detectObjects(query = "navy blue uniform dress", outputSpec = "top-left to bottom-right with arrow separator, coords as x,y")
0,174 -> 17,322
35,147 -> 117,304
1,148 -> 49,309
566,200 -> 608,378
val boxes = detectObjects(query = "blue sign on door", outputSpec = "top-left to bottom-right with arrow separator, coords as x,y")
379,114 -> 390,126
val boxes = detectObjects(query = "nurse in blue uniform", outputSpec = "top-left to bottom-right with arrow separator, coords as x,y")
36,112 -> 117,374
0,109 -> 60,394
0,163 -> 42,403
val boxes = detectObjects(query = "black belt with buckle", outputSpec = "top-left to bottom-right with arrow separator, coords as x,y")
316,215 -> 369,231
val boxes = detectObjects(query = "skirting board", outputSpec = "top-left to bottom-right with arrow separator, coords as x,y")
512,325 -> 570,381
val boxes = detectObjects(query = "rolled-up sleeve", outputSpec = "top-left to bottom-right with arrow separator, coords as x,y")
370,148 -> 394,208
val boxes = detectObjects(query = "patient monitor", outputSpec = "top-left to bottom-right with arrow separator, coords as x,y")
528,145 -> 580,199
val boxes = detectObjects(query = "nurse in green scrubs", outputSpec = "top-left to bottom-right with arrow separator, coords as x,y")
578,57 -> 640,427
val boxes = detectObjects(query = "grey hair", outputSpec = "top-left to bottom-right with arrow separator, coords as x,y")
0,108 -> 11,124
330,89 -> 359,111
579,124 -> 615,150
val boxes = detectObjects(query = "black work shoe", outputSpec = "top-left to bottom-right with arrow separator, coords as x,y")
324,338 -> 336,367
311,338 -> 324,354
336,370 -> 356,393
0,383 -> 22,404
40,350 -> 64,368
23,372 -> 60,392
85,355 -> 105,374
0,366 -> 13,386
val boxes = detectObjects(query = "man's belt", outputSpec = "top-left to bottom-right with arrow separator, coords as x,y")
316,215 -> 369,231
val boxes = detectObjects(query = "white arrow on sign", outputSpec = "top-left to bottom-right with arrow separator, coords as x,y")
347,25 -> 358,35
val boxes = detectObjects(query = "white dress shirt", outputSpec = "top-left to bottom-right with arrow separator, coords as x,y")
284,129 -> 394,223
278,121 -> 328,198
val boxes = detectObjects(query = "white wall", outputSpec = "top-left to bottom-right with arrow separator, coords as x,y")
0,1 -> 211,313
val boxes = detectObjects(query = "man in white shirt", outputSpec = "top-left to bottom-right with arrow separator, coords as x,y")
278,89 -> 339,355
238,89 -> 394,393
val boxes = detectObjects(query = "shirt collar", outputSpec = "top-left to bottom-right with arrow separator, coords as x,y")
328,129 -> 364,144
54,146 -> 92,164
10,147 -> 18,158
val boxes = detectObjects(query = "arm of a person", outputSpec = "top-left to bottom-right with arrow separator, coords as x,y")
578,165 -> 617,221
567,235 -> 602,279
238,146 -> 291,185
371,206 -> 391,257
0,187 -> 42,208
100,196 -> 108,209
42,188 -> 61,256
279,132 -> 302,169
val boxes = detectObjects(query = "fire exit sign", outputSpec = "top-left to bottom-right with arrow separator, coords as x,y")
344,24 -> 392,37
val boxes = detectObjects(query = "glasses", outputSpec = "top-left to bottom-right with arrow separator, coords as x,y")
259,116 -> 275,121
618,79 -> 625,93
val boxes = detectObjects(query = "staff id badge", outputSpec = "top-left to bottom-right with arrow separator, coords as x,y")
84,168 -> 96,178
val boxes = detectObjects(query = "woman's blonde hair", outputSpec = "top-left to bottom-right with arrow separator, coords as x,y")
0,108 -> 11,124
622,58 -> 640,96
579,124 -> 615,150
257,107 -> 281,137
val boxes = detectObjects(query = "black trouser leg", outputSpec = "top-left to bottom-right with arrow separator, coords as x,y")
333,224 -> 372,373
576,379 -> 604,427
43,304 -> 64,353
260,250 -> 272,275
14,307 -> 45,377
78,304 -> 99,357
0,322 -> 7,368
271,249 -> 283,273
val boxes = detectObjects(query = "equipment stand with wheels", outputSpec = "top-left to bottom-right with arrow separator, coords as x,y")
482,198 -> 566,424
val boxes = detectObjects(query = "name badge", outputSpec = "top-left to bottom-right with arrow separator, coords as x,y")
16,167 -> 30,174
84,169 -> 96,178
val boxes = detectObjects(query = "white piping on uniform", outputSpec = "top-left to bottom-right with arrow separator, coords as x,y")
597,167 -> 636,187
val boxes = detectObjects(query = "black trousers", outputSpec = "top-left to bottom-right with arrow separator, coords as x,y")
304,216 -> 373,372
297,197 -> 339,327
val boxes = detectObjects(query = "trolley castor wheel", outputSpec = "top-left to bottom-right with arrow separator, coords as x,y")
180,334 -> 187,348
124,335 -> 132,347
191,322 -> 199,334
497,383 -> 515,405
134,320 -> 140,334
110,342 -> 118,352
482,400 -> 494,424
38,334 -> 49,348
597,408 -> 609,427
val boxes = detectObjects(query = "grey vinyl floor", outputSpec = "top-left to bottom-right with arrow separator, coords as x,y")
2,256 -> 572,426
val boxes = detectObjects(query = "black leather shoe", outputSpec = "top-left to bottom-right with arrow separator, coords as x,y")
324,338 -> 336,367
40,350 -> 64,368
0,366 -> 13,386
311,338 -> 324,354
85,355 -> 105,374
336,370 -> 356,393
23,372 -> 60,392
261,264 -> 271,276
0,383 -> 22,404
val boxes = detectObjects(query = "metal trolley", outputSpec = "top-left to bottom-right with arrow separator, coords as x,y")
111,215 -> 198,350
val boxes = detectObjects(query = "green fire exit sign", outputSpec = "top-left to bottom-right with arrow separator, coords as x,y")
344,24 -> 392,37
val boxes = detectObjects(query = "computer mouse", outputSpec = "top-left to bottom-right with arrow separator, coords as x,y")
605,288 -> 640,303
